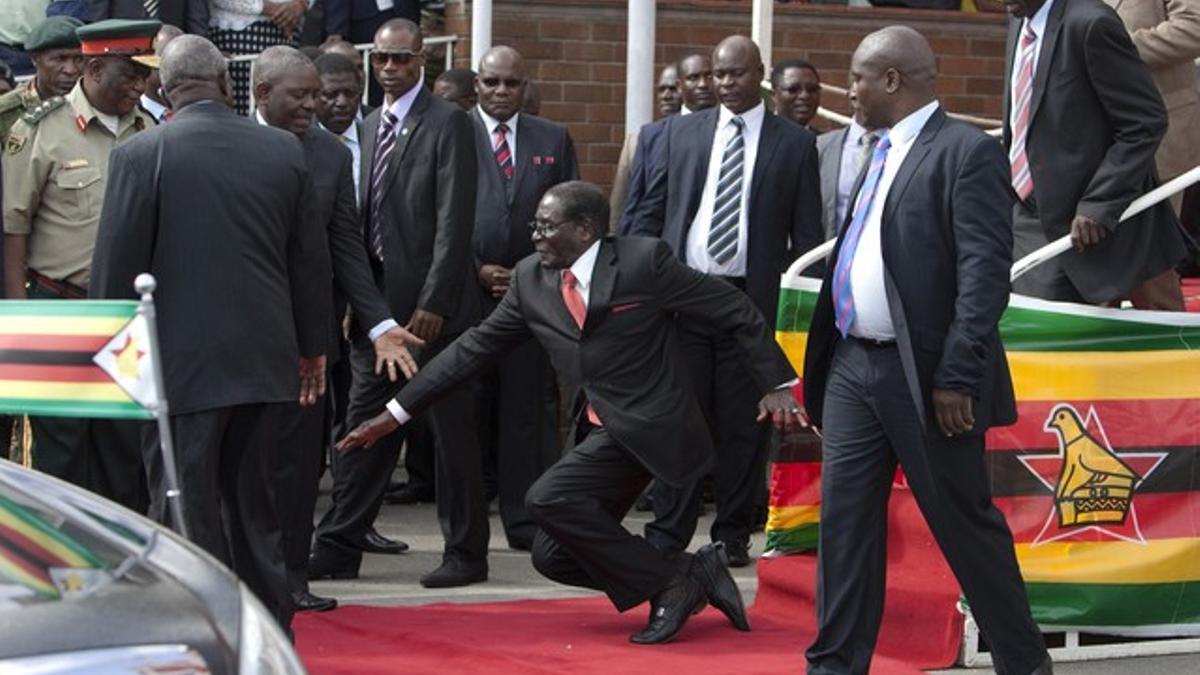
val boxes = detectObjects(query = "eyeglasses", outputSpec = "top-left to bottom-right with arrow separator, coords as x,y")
528,218 -> 575,237
370,49 -> 422,66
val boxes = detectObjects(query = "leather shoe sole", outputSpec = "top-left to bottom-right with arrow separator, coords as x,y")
419,560 -> 488,588
693,542 -> 750,631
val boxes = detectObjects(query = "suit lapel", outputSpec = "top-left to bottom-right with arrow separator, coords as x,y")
680,110 -> 719,246
509,114 -> 532,205
821,128 -> 846,212
1003,18 -> 1019,141
748,112 -> 782,209
583,241 -> 618,333
377,89 -> 429,204
881,110 -> 944,227
1028,0 -> 1067,124
360,113 -> 379,208
543,263 -> 579,333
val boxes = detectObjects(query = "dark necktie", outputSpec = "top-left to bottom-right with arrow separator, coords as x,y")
707,116 -> 746,265
494,122 -> 514,180
368,110 -> 399,260
561,270 -> 602,426
832,133 -> 892,337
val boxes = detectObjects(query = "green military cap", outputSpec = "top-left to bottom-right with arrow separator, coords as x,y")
77,19 -> 163,68
22,16 -> 84,53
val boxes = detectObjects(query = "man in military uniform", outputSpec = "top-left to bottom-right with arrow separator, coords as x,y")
0,16 -> 85,140
1,19 -> 160,512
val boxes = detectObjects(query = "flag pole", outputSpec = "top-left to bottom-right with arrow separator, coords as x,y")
134,273 -> 189,540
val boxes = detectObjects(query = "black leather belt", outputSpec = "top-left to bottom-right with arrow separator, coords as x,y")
849,335 -> 897,349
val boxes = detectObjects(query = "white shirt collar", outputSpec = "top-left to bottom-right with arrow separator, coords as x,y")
254,110 -> 269,127
384,73 -> 425,121
141,94 -> 168,122
1027,0 -> 1055,38
567,240 -> 602,290
886,100 -> 939,148
681,105 -> 694,116
718,100 -> 765,130
477,106 -> 518,135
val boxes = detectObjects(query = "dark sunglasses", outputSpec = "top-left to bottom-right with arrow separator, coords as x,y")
370,49 -> 422,66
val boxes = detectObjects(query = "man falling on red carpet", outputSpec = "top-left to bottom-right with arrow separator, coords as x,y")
339,181 -> 805,644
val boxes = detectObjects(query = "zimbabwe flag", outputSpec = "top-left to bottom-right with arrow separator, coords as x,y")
768,276 -> 1200,634
0,300 -> 160,420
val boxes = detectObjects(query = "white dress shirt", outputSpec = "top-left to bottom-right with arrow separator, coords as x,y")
255,112 -> 399,343
1008,0 -> 1056,134
325,121 -> 362,206
383,73 -> 425,128
835,120 -> 869,231
140,95 -> 170,124
387,241 -> 602,423
847,100 -> 940,341
685,102 -> 766,277
477,107 -> 519,162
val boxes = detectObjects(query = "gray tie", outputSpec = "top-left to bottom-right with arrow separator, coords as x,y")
707,116 -> 746,265
857,131 -> 879,174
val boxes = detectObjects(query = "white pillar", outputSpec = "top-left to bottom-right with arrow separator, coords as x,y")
751,0 -> 774,76
471,0 -> 494,70
625,0 -> 655,135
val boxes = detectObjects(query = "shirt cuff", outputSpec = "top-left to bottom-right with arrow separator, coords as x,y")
385,398 -> 411,424
368,319 -> 400,342
776,379 -> 799,390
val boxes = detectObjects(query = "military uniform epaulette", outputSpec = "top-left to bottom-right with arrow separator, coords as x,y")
22,96 -> 67,125
0,91 -> 24,115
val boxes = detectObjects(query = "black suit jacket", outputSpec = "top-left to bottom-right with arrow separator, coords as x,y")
88,0 -> 209,35
324,0 -> 420,37
615,116 -> 669,236
394,237 -> 796,487
89,102 -> 330,414
360,87 -> 481,336
804,109 -> 1017,436
471,110 -> 579,269
302,126 -> 391,363
1003,0 -> 1186,302
631,106 -> 823,327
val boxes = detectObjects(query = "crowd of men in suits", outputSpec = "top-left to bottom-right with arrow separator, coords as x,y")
2,0 -> 1198,670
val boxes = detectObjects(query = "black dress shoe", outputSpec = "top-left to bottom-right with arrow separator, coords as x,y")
722,541 -> 752,568
419,557 -> 488,588
629,573 -> 707,645
383,482 -> 435,504
351,529 -> 409,555
292,590 -> 338,612
307,542 -> 361,581
693,542 -> 750,631
507,536 -> 533,552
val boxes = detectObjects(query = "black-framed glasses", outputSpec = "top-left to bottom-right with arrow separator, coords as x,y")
370,49 -> 422,66
528,218 -> 574,237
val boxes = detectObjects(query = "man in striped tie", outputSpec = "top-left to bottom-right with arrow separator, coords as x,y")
1003,0 -> 1186,307
630,35 -> 823,567
803,26 -> 1050,675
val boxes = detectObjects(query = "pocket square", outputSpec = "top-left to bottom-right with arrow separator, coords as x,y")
611,302 -> 642,313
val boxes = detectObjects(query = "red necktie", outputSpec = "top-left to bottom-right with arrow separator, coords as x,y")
562,270 -> 602,426
1009,23 -> 1037,201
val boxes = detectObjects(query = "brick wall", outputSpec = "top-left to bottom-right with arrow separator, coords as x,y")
445,0 -> 1008,189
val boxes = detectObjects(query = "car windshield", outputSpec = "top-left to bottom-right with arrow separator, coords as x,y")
0,466 -> 151,608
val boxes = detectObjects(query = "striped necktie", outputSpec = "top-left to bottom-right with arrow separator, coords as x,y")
494,122 -> 514,180
1009,23 -> 1037,202
707,116 -> 746,265
368,110 -> 399,260
832,133 -> 892,337
143,0 -> 159,17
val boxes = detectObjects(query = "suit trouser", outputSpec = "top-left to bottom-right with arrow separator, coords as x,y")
475,337 -> 562,545
143,403 -> 294,629
1011,201 -> 1086,303
278,385 -> 332,595
527,426 -> 679,611
316,330 -> 488,565
805,339 -> 1045,675
31,416 -> 148,514
646,314 -> 770,554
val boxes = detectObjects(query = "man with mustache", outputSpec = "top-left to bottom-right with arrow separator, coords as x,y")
2,19 -> 159,512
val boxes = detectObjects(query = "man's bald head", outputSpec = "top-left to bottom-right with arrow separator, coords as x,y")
712,35 -> 765,114
848,26 -> 938,129
253,45 -> 316,88
155,24 -> 184,52
476,45 -> 526,121
160,35 -> 231,108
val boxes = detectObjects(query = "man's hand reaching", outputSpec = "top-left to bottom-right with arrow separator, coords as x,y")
337,410 -> 400,452
373,326 -> 425,381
